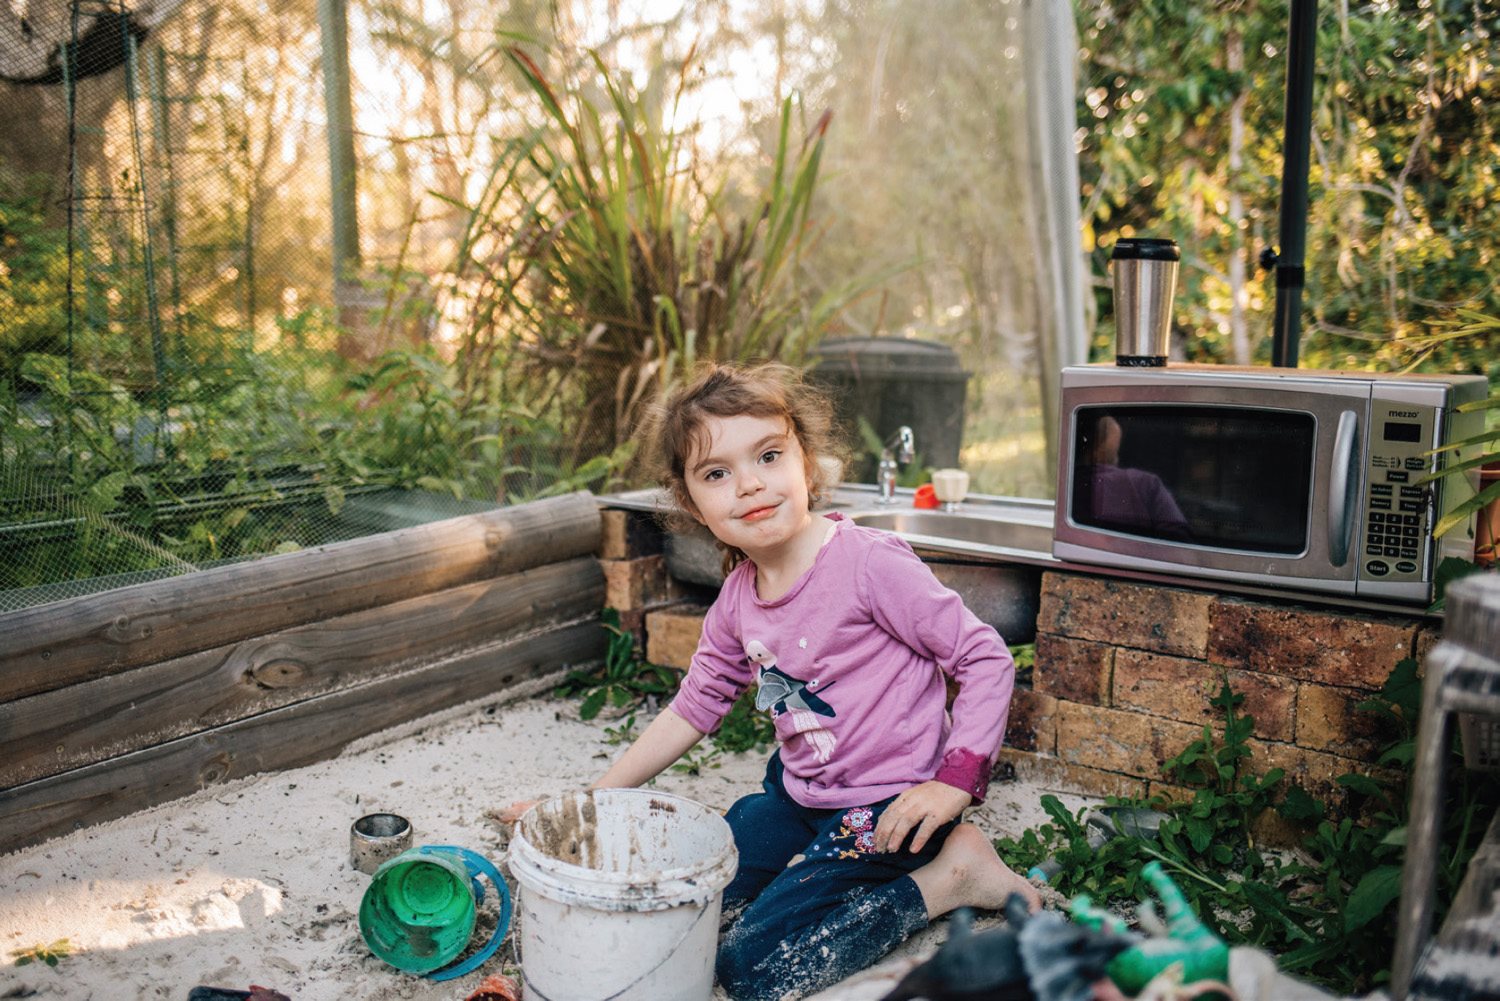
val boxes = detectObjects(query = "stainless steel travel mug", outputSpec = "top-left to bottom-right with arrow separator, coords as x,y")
1111,238 -> 1180,366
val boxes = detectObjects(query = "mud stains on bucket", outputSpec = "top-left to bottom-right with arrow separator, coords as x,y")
526,789 -> 600,867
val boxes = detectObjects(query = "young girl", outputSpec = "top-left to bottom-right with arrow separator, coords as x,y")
512,362 -> 1038,1000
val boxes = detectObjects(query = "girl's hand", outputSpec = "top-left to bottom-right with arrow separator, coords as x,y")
498,799 -> 541,824
873,781 -> 972,853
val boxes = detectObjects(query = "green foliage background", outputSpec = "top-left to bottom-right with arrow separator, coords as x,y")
1077,1 -> 1500,376
2,1 -> 1498,604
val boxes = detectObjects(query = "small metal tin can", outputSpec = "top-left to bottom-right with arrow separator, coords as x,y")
350,813 -> 413,874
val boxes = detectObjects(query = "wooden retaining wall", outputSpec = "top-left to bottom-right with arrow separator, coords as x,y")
0,491 -> 607,854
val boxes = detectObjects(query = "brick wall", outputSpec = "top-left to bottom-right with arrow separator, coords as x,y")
597,509 -> 686,638
598,508 -> 1438,822
1023,572 -> 1434,808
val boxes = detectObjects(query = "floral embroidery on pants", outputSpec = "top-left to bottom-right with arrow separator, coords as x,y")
831,806 -> 877,855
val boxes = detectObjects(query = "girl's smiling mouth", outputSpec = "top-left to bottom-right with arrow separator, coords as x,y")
740,504 -> 779,522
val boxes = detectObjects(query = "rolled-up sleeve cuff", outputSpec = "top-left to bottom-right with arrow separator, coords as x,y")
934,748 -> 992,804
667,691 -> 721,736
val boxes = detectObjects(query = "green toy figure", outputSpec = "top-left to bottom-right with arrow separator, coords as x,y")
1070,861 -> 1230,996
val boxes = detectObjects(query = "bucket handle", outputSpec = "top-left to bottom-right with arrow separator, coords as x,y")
415,845 -> 512,983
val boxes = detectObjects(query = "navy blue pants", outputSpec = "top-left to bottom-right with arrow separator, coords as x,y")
716,754 -> 955,1001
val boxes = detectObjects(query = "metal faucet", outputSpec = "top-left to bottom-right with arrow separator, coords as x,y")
876,426 -> 915,504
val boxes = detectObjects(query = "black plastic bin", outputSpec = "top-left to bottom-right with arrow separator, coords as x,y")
809,337 -> 970,483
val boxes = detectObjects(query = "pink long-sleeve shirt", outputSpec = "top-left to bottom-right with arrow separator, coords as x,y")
669,513 -> 1015,809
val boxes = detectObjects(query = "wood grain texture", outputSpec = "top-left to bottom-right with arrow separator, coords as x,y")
0,558 -> 603,787
0,618 -> 605,854
0,492 -> 601,703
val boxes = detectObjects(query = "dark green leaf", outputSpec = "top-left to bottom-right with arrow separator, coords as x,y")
1344,865 -> 1404,931
1278,784 -> 1324,824
1336,773 -> 1386,798
579,688 -> 607,720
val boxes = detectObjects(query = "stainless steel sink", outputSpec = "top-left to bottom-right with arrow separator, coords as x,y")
846,510 -> 1052,556
603,487 -> 1055,643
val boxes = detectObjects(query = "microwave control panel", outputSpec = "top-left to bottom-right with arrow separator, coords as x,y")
1359,399 -> 1437,583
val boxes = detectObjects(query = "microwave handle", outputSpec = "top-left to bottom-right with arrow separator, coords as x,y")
1328,410 -> 1360,567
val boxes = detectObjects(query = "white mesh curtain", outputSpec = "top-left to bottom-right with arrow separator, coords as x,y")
1023,0 -> 1089,472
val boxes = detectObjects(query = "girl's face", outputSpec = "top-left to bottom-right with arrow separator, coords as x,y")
682,413 -> 813,559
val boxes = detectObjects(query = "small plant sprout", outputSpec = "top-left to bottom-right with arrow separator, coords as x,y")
10,938 -> 74,967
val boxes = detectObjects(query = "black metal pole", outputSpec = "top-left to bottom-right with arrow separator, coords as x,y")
1272,0 -> 1318,369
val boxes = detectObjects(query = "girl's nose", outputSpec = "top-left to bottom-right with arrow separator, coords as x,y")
737,471 -> 764,495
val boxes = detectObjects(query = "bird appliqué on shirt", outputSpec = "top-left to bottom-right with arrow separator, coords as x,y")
745,638 -> 837,763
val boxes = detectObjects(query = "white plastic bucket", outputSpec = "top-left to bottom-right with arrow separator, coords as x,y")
509,789 -> 738,1001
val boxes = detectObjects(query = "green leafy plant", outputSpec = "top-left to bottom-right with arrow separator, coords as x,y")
1413,309 -> 1500,544
449,44 -> 889,477
601,712 -> 639,746
556,608 -> 681,720
0,178 -> 72,378
670,741 -> 724,776
1160,684 -> 1286,862
997,665 -> 1499,994
712,689 -> 777,755
1010,642 -> 1035,685
9,939 -> 73,968
566,613 -> 775,755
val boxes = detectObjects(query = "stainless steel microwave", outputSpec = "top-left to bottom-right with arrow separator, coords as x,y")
1053,364 -> 1489,604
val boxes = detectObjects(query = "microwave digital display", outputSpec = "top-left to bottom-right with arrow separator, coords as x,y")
1072,405 -> 1316,554
1384,421 -> 1422,443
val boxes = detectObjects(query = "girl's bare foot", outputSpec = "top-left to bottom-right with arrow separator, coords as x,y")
909,822 -> 1043,919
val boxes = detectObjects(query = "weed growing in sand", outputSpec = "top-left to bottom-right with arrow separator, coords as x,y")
997,662 -> 1499,994
564,610 -> 777,756
714,689 -> 777,753
667,691 -> 778,775
10,939 -> 73,967
601,713 -> 639,745
556,609 -> 681,720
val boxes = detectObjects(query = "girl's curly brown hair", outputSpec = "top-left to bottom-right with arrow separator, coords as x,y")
649,362 -> 847,571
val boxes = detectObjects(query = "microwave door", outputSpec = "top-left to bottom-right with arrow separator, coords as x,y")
1054,383 -> 1369,596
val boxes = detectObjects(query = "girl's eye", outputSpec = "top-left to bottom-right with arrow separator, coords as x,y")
759,450 -> 781,464
703,468 -> 726,482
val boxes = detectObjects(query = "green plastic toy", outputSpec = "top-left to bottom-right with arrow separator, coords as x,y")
1070,861 -> 1230,995
358,845 -> 510,981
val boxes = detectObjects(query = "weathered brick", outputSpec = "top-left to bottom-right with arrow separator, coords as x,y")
1208,597 -> 1417,688
1034,634 -> 1113,706
601,554 -> 676,611
1414,623 -> 1442,670
599,508 -> 665,560
645,605 -> 708,669
1295,682 -> 1400,758
994,748 -> 1148,800
1053,701 -> 1204,779
1038,573 -> 1212,658
1112,650 -> 1296,742
1249,809 -> 1316,850
1248,738 -> 1402,807
1004,688 -> 1058,754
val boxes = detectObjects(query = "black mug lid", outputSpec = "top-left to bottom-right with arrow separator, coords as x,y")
1111,238 -> 1180,262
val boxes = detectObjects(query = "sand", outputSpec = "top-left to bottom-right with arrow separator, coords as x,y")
0,685 -> 1084,1001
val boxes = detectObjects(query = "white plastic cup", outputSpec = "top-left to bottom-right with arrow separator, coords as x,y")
931,468 -> 970,511
509,789 -> 738,1001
